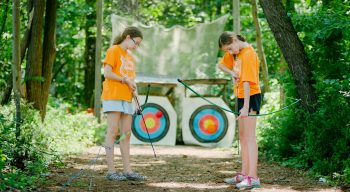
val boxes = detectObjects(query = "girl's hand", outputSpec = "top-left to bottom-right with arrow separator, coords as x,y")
231,71 -> 240,84
134,96 -> 142,115
125,78 -> 136,92
237,107 -> 249,120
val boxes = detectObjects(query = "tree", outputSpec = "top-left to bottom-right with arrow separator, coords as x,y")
24,0 -> 57,120
232,0 -> 240,34
251,0 -> 269,93
94,0 -> 102,122
84,0 -> 96,108
259,0 -> 316,112
0,0 -> 11,105
0,0 -> 9,47
12,0 -> 21,139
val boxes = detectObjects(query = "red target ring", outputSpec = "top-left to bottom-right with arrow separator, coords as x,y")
140,113 -> 161,134
199,115 -> 219,134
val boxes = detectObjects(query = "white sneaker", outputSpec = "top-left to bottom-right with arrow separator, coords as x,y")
236,176 -> 261,189
224,172 -> 245,184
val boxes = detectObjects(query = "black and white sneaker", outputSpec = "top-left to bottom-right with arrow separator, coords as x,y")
106,172 -> 127,181
123,172 -> 146,181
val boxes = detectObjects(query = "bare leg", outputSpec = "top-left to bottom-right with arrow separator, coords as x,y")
119,113 -> 132,173
105,112 -> 121,174
243,110 -> 258,178
239,118 -> 249,175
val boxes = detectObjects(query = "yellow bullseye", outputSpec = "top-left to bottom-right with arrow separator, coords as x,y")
204,119 -> 216,133
145,118 -> 155,129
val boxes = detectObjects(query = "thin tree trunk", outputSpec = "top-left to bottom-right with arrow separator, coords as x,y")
216,0 -> 222,17
25,0 -> 45,115
251,0 -> 269,93
94,0 -> 102,122
251,0 -> 270,93
52,62 -> 67,82
259,0 -> 316,112
0,0 -> 9,47
233,0 -> 240,34
0,75 -> 12,105
84,0 -> 96,107
279,53 -> 287,107
21,8 -> 34,64
232,0 -> 240,155
41,0 -> 57,119
12,0 -> 21,139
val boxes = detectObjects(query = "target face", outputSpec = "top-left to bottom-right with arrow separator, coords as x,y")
132,103 -> 170,142
189,105 -> 228,143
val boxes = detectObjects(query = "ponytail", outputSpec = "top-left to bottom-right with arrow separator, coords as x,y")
218,31 -> 246,48
113,26 -> 143,45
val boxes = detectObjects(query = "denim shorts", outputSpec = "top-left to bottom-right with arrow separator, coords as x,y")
102,100 -> 134,115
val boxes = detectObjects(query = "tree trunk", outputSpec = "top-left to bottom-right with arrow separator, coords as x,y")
25,0 -> 57,120
251,0 -> 269,93
12,0 -> 21,139
0,0 -> 9,47
94,0 -> 102,122
0,75 -> 12,105
25,0 -> 45,116
41,0 -> 57,118
232,0 -> 240,34
84,0 -> 96,107
21,8 -> 34,65
259,0 -> 316,112
0,2 -> 33,105
215,0 -> 222,17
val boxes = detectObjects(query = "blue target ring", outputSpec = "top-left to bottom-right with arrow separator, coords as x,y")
132,103 -> 170,142
189,105 -> 228,143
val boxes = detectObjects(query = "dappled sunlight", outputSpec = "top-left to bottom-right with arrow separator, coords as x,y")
147,181 -> 229,190
130,159 -> 167,167
218,170 -> 235,175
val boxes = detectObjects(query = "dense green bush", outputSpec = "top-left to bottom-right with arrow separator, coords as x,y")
0,99 -> 105,190
0,102 -> 48,190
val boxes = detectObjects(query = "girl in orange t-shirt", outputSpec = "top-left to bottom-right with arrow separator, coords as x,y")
102,26 -> 145,181
218,32 -> 262,189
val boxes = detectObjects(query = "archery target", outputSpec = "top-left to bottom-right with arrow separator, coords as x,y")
131,96 -> 177,146
182,97 -> 235,147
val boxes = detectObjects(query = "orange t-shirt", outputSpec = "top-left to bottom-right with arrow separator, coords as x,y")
220,46 -> 261,98
101,45 -> 136,102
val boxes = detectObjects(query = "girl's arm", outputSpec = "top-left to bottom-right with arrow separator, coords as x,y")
217,63 -> 238,76
237,81 -> 250,119
104,64 -> 124,82
217,64 -> 239,83
104,65 -> 136,91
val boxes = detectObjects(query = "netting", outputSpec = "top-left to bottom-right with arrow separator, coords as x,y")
110,14 -> 229,79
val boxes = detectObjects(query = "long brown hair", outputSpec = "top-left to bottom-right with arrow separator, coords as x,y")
218,31 -> 246,48
113,26 -> 143,45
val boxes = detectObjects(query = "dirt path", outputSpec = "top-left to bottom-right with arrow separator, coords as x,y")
39,145 -> 341,192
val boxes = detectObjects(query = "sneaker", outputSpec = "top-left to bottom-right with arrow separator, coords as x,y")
106,172 -> 127,181
123,172 -> 146,181
236,176 -> 261,189
224,172 -> 245,184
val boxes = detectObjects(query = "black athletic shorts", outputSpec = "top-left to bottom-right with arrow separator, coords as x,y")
237,93 -> 262,114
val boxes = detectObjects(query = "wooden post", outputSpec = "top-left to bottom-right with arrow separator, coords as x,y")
94,0 -> 102,122
12,0 -> 21,138
233,0 -> 240,34
251,0 -> 269,93
233,0 -> 240,154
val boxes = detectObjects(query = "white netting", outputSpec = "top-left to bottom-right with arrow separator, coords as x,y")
111,14 -> 229,79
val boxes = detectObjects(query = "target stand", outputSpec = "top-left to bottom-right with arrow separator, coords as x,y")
131,96 -> 177,146
182,97 -> 235,148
